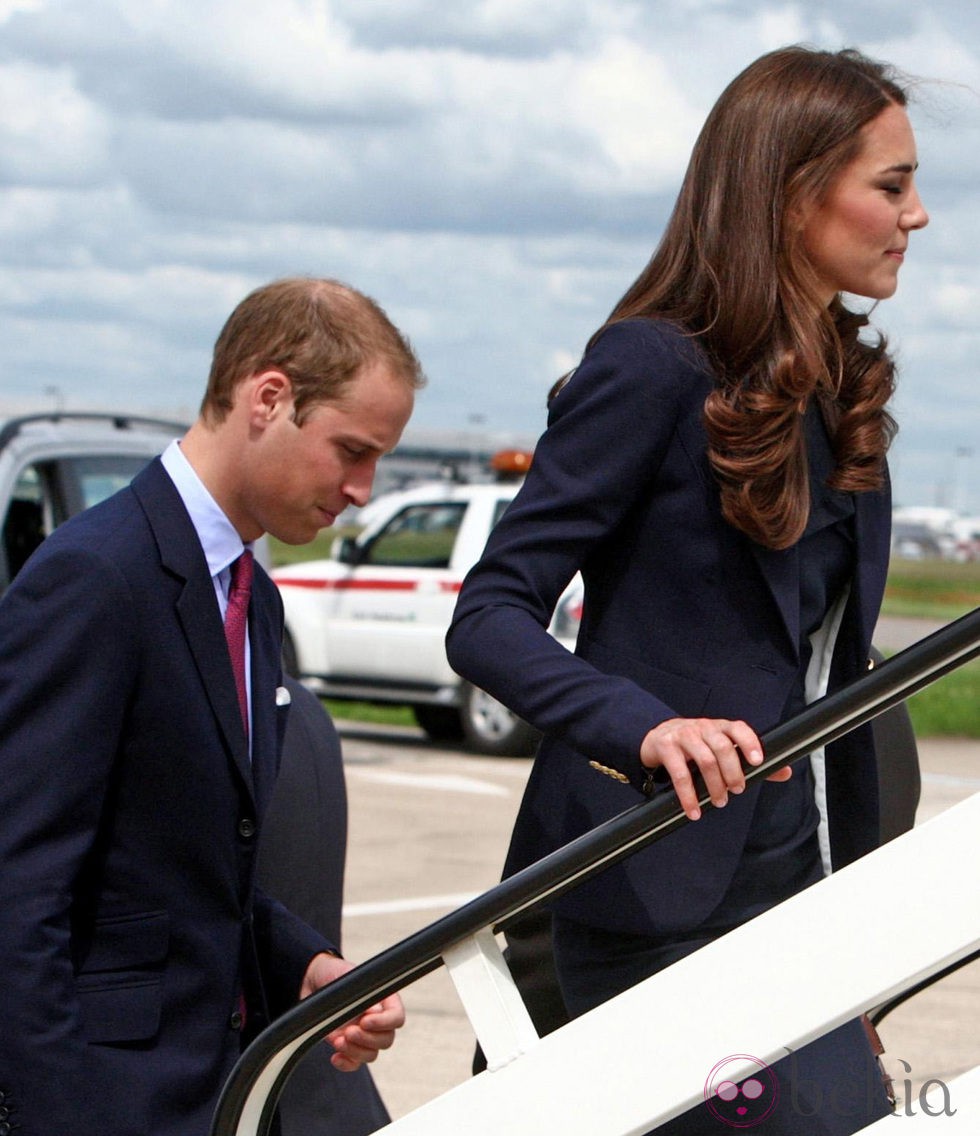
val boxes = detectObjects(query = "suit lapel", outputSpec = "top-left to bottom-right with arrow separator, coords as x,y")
175,580 -> 254,791
248,569 -> 284,813
747,479 -> 889,673
748,541 -> 801,662
132,460 -> 255,799
849,485 -> 891,655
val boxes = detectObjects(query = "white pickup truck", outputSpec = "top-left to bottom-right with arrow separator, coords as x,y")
272,477 -> 582,756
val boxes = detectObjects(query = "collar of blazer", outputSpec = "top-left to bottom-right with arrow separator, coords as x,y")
131,458 -> 265,800
746,483 -> 890,663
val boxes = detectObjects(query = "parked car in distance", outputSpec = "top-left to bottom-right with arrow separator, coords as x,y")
0,413 -> 185,592
272,474 -> 583,756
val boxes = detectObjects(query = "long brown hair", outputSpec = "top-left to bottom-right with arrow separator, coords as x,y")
600,47 -> 907,549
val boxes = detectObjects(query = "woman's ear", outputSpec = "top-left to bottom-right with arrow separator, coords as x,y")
786,199 -> 810,234
786,183 -> 824,237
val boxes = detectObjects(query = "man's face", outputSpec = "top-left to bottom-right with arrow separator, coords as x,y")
240,361 -> 414,545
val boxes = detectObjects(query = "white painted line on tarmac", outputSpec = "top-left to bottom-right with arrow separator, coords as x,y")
347,768 -> 509,796
343,892 -> 479,918
921,772 -> 980,790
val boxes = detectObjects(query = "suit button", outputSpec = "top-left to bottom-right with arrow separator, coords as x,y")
0,1122 -> 11,1135
230,1009 -> 244,1031
238,818 -> 256,839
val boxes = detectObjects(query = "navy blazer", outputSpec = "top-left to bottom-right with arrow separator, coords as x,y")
447,319 -> 890,937
0,459 -> 331,1136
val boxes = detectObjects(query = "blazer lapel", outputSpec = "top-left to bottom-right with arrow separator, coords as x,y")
132,460 -> 255,798
748,541 -> 801,662
850,485 -> 891,656
175,578 -> 254,790
247,570 -> 284,814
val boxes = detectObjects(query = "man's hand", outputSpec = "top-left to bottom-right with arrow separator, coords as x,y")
300,952 -> 406,1072
640,717 -> 791,821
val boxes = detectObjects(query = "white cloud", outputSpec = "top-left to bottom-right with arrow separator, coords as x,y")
0,0 -> 978,513
0,62 -> 110,185
568,37 -> 701,190
0,0 -> 43,16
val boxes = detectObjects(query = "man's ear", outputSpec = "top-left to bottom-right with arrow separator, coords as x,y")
248,369 -> 293,426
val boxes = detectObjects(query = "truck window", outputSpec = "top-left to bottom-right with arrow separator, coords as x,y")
364,503 -> 466,569
1,454 -> 154,589
59,455 -> 151,514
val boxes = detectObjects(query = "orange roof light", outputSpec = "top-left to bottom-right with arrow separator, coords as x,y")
490,449 -> 533,479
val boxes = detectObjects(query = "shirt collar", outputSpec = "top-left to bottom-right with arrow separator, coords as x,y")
160,438 -> 249,578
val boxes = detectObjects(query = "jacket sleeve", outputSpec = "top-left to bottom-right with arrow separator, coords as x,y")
446,319 -> 707,787
0,543 -> 140,1128
251,886 -> 338,1017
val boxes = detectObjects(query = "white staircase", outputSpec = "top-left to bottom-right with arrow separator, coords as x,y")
372,791 -> 980,1134
215,791 -> 980,1135
211,609 -> 980,1136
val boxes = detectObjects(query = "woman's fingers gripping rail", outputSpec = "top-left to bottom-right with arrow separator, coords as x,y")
640,717 -> 769,821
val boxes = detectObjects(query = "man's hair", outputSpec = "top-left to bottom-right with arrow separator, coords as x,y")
201,277 -> 424,423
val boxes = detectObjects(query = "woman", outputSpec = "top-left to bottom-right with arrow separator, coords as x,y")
446,45 -> 928,1134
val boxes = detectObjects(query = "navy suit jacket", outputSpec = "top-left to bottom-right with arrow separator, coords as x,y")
0,459 -> 332,1135
447,319 -> 891,937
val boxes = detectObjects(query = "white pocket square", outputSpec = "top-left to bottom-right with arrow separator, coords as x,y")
275,686 -> 292,707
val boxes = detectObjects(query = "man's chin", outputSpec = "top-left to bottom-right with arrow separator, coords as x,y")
272,524 -> 324,547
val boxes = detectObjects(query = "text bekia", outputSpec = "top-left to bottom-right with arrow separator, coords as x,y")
891,1060 -> 957,1118
704,1053 -> 955,1129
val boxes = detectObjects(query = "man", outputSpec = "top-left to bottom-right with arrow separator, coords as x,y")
0,277 -> 422,1135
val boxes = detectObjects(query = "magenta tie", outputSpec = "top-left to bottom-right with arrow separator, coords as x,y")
224,550 -> 253,738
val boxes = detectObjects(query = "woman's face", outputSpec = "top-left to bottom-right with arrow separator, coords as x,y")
801,102 -> 929,305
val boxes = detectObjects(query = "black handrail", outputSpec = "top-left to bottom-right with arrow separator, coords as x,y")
211,607 -> 980,1136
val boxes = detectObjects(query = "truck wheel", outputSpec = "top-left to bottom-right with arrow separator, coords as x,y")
459,683 -> 540,757
413,704 -> 465,742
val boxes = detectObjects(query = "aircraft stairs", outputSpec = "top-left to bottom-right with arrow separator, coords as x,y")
212,609 -> 980,1135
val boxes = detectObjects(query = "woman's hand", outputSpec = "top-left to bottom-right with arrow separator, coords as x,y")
640,717 -> 791,821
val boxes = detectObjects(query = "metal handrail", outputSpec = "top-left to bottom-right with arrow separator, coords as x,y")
211,606 -> 980,1136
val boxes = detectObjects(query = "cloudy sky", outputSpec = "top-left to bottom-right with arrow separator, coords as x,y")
1,0 -> 978,512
